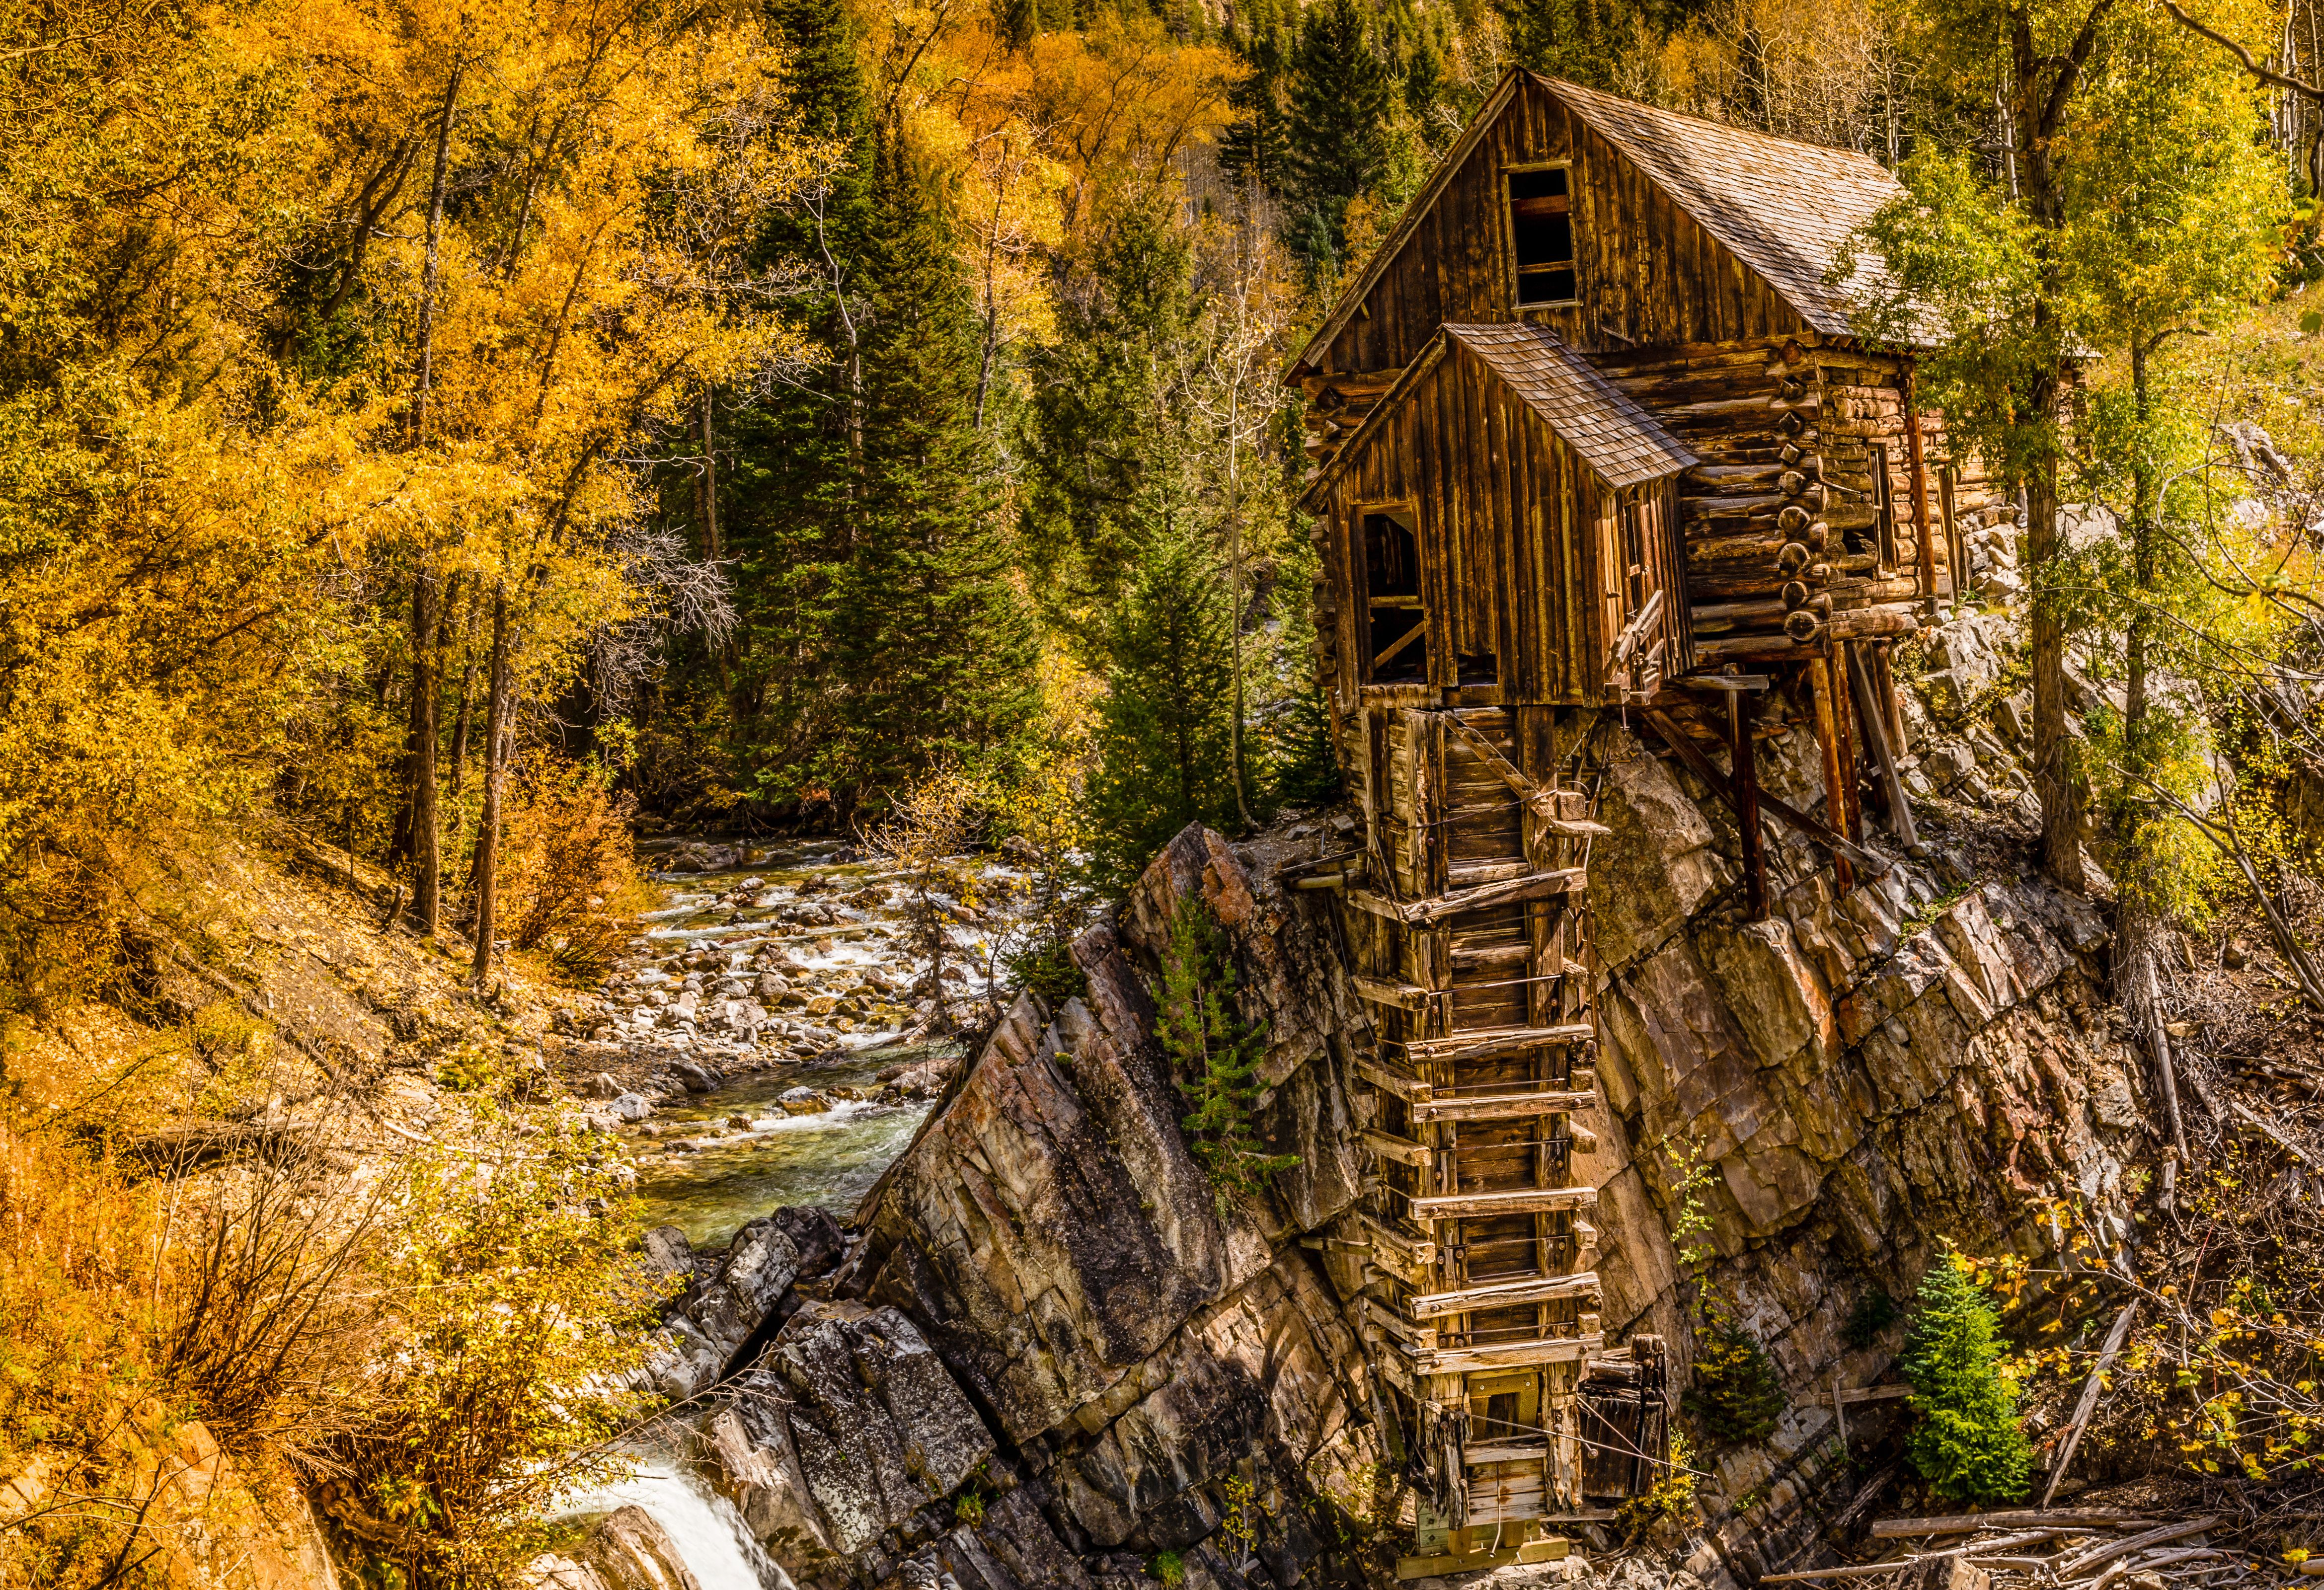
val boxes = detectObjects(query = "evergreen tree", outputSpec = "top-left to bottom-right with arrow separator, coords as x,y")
1901,1254 -> 2033,1504
1085,520 -> 1239,890
1219,0 -> 1296,192
1017,187 -> 1197,624
829,126 -> 1041,808
1283,0 -> 1397,273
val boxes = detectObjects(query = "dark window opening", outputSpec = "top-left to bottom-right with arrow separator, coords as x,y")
1361,510 -> 1429,681
1509,167 -> 1576,307
1479,1391 -> 1523,1442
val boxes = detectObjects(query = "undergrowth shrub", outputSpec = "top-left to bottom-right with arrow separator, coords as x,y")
1155,896 -> 1297,1199
497,758 -> 648,985
1682,1295 -> 1786,1445
1901,1250 -> 2032,1504
328,1114 -> 664,1586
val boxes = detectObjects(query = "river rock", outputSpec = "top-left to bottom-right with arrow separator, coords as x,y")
612,1093 -> 654,1123
702,1304 -> 997,1566
672,1060 -> 718,1093
565,1505 -> 702,1590
777,1086 -> 828,1116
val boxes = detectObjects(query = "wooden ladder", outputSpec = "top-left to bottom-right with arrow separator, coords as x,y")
1346,705 -> 1620,1580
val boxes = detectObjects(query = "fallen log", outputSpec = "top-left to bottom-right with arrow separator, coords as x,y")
1869,1510 -> 2151,1540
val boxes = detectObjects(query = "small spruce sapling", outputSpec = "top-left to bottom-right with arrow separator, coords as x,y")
1157,896 -> 1299,1198
1901,1250 -> 2033,1504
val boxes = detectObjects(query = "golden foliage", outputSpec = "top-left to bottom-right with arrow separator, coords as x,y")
496,758 -> 648,985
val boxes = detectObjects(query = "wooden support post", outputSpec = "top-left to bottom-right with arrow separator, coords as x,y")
1805,659 -> 1856,894
1847,642 -> 1918,850
1872,640 -> 1907,756
1730,688 -> 1766,920
1937,466 -> 1960,608
1829,640 -> 1863,845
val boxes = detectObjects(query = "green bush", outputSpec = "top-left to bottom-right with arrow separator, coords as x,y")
1901,1253 -> 2032,1504
1682,1295 -> 1786,1445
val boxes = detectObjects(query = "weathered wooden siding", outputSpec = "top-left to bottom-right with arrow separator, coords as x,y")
1318,78 -> 1808,377
1317,345 -> 1688,709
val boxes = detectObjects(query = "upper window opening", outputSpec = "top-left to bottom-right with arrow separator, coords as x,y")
1360,509 -> 1428,681
1509,167 -> 1575,307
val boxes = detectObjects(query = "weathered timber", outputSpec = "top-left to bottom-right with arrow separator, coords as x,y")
1362,1128 -> 1436,1167
1402,1023 -> 1596,1064
1354,1055 -> 1434,1103
1406,1184 -> 1599,1220
1402,868 -> 1587,923
1410,1334 -> 1605,1374
1410,1088 -> 1596,1123
1353,975 -> 1434,1011
1410,1271 -> 1602,1318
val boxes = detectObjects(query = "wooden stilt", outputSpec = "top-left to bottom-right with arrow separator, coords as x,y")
1871,640 -> 1907,757
1847,643 -> 1917,850
1829,639 -> 1863,845
1806,659 -> 1856,894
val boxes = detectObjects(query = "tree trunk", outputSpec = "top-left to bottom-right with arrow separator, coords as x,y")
410,576 -> 442,935
470,587 -> 511,983
411,64 -> 463,446
2024,369 -> 2086,892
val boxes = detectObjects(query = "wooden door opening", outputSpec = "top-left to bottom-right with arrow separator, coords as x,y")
1362,507 -> 1430,682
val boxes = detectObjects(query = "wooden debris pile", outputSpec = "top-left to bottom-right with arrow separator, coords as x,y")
1760,1510 -> 2292,1589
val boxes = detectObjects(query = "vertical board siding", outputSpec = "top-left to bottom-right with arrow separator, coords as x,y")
1322,343 -> 1693,708
1322,82 -> 1809,376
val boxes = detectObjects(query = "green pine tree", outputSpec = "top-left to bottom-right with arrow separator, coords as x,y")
1901,1254 -> 2033,1505
829,125 -> 1041,809
1156,895 -> 1297,1198
1219,0 -> 1296,192
1283,0 -> 1397,274
1085,520 -> 1240,892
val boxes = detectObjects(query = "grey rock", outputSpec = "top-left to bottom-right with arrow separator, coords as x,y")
690,1217 -> 805,1362
640,1225 -> 696,1283
612,1093 -> 655,1123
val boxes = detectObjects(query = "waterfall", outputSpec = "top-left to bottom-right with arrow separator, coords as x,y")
550,1455 -> 792,1590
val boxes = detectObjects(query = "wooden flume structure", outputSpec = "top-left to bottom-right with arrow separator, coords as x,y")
1284,70 -> 1999,1578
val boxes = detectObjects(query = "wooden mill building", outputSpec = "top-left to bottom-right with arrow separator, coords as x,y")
1285,71 -> 2005,1579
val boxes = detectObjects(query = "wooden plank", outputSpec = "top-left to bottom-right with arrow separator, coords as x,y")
1404,868 -> 1587,924
1404,1023 -> 1594,1065
1407,1184 -> 1599,1220
1362,1127 -> 1435,1167
1411,1270 -> 1600,1318
1411,1332 -> 1603,1374
1411,1088 -> 1594,1123
1866,1509 -> 2152,1540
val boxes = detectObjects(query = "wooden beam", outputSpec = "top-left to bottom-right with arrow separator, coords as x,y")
1807,652 -> 1857,893
1411,1088 -> 1595,1123
1374,619 -> 1427,673
1402,1023 -> 1595,1064
1641,708 -> 1878,872
1407,1184 -> 1599,1221
1352,975 -> 1432,1011
1866,1509 -> 2150,1540
1410,1270 -> 1601,1318
1403,869 -> 1586,923
1353,1055 -> 1432,1104
1410,1332 -> 1603,1374
1462,1439 -> 1552,1465
1906,364 -> 1935,614
1361,1128 -> 1434,1167
1357,1211 -> 1438,1272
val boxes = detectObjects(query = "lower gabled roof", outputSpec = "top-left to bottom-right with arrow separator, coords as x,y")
1300,322 -> 1696,509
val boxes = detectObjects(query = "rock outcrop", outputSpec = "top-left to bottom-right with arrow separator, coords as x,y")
655,646 -> 2159,1589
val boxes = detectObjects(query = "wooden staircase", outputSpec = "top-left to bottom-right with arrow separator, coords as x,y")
1341,704 -> 1664,1579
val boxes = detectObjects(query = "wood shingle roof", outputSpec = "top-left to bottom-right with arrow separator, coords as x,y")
1442,323 -> 1696,488
1544,77 -> 1902,340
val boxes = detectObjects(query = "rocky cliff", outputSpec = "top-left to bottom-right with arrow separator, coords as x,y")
636,624 -> 2161,1590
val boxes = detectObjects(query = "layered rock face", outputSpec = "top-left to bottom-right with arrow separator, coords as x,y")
683,825 -> 1390,1590
661,686 -> 2156,1590
1585,703 -> 2150,1577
